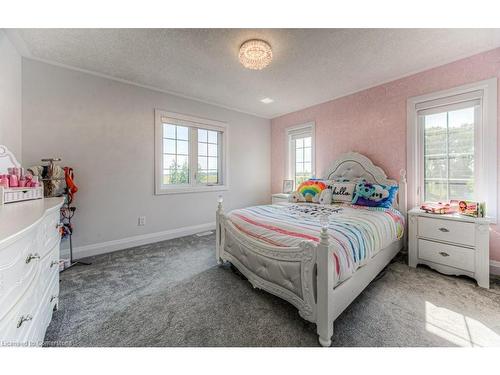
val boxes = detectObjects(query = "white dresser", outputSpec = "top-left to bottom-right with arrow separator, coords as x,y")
0,197 -> 64,346
408,208 -> 490,288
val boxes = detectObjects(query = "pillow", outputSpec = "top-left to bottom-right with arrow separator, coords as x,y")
290,179 -> 328,203
330,181 -> 356,203
318,188 -> 333,205
352,180 -> 398,208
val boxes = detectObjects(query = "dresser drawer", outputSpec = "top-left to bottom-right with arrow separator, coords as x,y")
37,243 -> 60,298
418,239 -> 474,272
418,217 -> 474,246
38,210 -> 61,258
25,273 -> 59,346
0,229 -> 41,321
0,283 -> 39,345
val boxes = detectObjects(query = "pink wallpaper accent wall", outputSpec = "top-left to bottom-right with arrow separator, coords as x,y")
271,47 -> 500,262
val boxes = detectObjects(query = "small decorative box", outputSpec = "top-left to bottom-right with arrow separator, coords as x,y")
0,186 -> 44,205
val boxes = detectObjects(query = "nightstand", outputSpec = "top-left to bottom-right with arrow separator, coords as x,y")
271,193 -> 290,204
408,208 -> 490,288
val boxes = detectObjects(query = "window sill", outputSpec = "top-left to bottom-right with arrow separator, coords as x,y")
155,185 -> 229,195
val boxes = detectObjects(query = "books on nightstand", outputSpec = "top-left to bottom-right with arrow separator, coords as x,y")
420,200 -> 486,218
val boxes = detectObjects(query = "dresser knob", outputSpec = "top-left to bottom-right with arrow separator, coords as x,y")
25,253 -> 41,263
50,260 -> 59,268
439,251 -> 450,257
438,227 -> 449,232
50,295 -> 58,303
17,314 -> 33,328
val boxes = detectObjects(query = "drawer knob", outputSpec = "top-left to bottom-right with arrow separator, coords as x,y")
17,314 -> 33,328
50,295 -> 58,303
439,251 -> 450,257
438,227 -> 450,232
50,260 -> 59,268
25,253 -> 41,263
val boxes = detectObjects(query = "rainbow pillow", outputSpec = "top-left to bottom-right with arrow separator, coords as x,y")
296,179 -> 327,202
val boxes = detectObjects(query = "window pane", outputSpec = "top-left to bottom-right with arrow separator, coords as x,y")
296,163 -> 303,173
198,157 -> 207,170
448,108 -> 474,155
296,148 -> 303,162
177,126 -> 189,140
304,137 -> 311,147
163,124 -> 176,139
163,154 -> 176,170
176,155 -> 189,169
207,170 -> 218,184
196,170 -> 207,184
163,139 -> 176,154
424,157 -> 447,179
198,129 -> 207,142
304,147 -> 311,162
296,138 -> 303,148
170,168 -> 189,184
177,140 -> 189,155
208,157 -> 217,170
208,144 -> 217,157
425,181 -> 447,202
423,106 -> 476,202
198,142 -> 207,156
449,182 -> 474,201
449,155 -> 474,180
207,130 -> 218,144
303,162 -> 312,173
163,173 -> 171,185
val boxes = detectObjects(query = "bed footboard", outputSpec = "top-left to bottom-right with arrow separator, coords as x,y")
216,208 -> 319,323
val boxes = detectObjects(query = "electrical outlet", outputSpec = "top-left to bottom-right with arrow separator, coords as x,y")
138,216 -> 146,226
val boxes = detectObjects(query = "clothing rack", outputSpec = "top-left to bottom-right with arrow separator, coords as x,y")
40,158 -> 90,271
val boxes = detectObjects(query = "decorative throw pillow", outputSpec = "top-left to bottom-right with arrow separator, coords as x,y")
290,179 -> 328,203
318,188 -> 333,205
352,180 -> 398,208
330,181 -> 356,203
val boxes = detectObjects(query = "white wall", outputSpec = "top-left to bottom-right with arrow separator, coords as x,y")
22,59 -> 271,256
0,30 -> 22,161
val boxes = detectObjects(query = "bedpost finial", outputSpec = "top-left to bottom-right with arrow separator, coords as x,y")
400,169 -> 407,182
217,195 -> 223,211
319,214 -> 330,243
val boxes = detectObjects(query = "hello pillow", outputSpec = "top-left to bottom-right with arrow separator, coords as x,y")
329,181 -> 356,203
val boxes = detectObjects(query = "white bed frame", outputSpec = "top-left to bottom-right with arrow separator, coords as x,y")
216,152 -> 407,346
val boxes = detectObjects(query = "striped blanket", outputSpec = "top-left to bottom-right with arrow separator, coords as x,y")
227,203 -> 404,285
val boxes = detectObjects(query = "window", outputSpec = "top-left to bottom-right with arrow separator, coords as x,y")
407,78 -> 497,221
155,110 -> 227,194
420,101 -> 478,202
286,123 -> 315,188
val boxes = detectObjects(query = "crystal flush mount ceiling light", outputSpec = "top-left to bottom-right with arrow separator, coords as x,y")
239,39 -> 273,70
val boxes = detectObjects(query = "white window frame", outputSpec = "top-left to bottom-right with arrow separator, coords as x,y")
155,109 -> 229,195
285,122 -> 316,187
407,78 -> 497,222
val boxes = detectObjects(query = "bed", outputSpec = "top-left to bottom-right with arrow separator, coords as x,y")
215,152 -> 407,346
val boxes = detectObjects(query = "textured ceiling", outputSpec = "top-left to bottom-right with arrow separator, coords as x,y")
9,28 -> 500,118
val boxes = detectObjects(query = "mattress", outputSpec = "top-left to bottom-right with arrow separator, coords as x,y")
227,203 -> 404,285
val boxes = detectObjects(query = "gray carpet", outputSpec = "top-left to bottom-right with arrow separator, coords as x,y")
44,233 -> 500,347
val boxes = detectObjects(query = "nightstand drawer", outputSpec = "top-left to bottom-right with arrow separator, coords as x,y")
418,239 -> 474,272
418,217 -> 474,246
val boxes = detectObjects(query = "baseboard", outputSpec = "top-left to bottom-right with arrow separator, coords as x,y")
490,260 -> 500,276
71,222 -> 216,259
